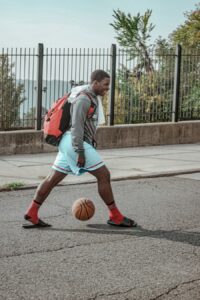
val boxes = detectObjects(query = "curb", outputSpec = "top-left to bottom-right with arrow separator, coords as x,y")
1,168 -> 200,192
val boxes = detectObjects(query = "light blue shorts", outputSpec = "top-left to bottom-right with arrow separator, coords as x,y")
52,132 -> 105,176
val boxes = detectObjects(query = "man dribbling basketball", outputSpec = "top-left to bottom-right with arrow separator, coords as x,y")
23,69 -> 137,228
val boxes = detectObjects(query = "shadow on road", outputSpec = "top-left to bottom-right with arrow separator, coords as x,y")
42,224 -> 200,247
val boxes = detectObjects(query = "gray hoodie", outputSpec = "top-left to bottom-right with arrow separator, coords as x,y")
70,86 -> 99,153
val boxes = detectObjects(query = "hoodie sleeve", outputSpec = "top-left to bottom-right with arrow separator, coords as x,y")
71,95 -> 91,152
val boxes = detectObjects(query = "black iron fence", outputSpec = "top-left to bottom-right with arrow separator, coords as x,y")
0,44 -> 199,130
114,45 -> 200,124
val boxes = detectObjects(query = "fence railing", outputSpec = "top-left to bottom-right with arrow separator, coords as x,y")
0,44 -> 199,130
114,45 -> 200,124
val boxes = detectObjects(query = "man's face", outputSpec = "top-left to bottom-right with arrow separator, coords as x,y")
93,77 -> 110,96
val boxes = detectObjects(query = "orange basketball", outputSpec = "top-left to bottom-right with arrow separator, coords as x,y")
72,198 -> 95,221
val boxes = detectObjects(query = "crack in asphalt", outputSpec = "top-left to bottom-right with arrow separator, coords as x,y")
0,237 -> 131,259
87,278 -> 200,300
149,278 -> 200,300
87,286 -> 139,300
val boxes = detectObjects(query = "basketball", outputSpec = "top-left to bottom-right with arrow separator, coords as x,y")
72,198 -> 95,221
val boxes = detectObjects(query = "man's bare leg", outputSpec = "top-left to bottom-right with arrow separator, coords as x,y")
89,165 -> 114,206
33,170 -> 67,204
23,170 -> 67,226
89,165 -> 137,227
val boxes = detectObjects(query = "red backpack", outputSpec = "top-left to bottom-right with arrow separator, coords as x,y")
43,92 -> 95,146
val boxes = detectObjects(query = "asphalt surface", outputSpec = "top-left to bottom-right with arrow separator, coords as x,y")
0,176 -> 200,300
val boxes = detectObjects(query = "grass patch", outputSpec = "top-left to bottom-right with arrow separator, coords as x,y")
0,182 -> 25,191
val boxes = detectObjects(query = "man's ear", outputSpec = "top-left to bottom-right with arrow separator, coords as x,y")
93,80 -> 98,85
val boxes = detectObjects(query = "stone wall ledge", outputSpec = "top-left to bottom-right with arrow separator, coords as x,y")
0,121 -> 200,155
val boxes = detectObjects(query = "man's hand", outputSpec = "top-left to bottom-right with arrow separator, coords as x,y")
77,151 -> 85,168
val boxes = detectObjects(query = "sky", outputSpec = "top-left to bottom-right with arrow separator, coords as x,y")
0,0 -> 198,49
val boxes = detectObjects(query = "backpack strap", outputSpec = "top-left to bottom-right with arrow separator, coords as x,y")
79,91 -> 96,119
79,91 -> 97,148
79,91 -> 98,148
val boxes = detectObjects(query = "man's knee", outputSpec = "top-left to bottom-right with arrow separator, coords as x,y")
47,170 -> 66,186
104,169 -> 111,182
97,166 -> 111,182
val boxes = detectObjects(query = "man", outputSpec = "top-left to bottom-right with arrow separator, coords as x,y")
23,70 -> 137,228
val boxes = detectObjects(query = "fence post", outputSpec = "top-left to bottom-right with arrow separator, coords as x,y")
172,44 -> 182,122
109,44 -> 116,126
36,43 -> 44,130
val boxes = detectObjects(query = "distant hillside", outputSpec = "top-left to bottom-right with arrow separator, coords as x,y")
19,80 -> 71,116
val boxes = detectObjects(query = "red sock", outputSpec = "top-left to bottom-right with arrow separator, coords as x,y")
24,200 -> 41,224
107,201 -> 124,224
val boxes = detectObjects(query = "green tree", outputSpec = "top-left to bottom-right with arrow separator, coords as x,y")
110,9 -> 155,73
155,37 -> 173,54
181,85 -> 200,119
110,6 -> 200,124
170,3 -> 200,48
167,3 -> 200,120
0,55 -> 25,130
110,9 -> 174,123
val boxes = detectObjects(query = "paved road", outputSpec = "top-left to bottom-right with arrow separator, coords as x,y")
0,176 -> 200,299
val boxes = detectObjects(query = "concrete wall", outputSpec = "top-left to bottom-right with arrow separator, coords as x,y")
0,121 -> 200,155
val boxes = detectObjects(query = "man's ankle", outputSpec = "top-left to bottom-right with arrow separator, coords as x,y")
25,200 -> 41,224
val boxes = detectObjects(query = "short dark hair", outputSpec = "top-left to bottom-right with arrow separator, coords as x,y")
90,69 -> 110,83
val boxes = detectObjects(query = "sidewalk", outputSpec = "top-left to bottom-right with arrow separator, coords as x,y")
1,143 -> 200,189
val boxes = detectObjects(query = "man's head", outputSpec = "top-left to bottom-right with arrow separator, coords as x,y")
90,69 -> 110,96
